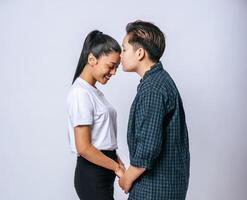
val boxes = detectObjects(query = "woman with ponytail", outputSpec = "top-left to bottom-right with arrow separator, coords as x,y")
67,30 -> 125,200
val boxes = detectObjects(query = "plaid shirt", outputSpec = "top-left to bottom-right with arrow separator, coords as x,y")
127,62 -> 190,200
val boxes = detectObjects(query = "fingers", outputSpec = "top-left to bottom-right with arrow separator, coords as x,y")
115,166 -> 125,178
118,177 -> 131,194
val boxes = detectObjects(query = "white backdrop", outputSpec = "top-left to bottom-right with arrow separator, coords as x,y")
1,0 -> 247,199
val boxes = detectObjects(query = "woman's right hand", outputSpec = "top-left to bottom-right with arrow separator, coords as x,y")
114,163 -> 126,178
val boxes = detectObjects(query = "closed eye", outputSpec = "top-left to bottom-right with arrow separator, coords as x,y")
113,64 -> 119,68
108,62 -> 119,69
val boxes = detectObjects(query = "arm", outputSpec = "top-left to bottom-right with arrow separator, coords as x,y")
130,90 -> 165,170
68,89 -> 125,177
119,90 -> 166,192
74,125 -> 125,177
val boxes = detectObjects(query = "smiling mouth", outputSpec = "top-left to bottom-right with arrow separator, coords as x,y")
104,75 -> 111,80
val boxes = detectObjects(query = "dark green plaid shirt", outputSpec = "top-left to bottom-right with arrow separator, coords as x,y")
127,62 -> 190,200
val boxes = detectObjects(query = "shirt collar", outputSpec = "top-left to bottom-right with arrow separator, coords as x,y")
137,62 -> 163,91
141,62 -> 163,82
77,77 -> 103,95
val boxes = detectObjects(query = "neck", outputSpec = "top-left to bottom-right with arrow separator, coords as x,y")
135,60 -> 157,78
79,64 -> 97,86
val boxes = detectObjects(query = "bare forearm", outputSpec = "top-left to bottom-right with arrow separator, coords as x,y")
79,145 -> 118,171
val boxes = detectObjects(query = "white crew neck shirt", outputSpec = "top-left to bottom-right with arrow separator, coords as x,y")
67,77 -> 118,155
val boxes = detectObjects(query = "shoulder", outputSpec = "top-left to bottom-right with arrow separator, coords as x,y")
140,72 -> 168,96
67,84 -> 91,103
139,71 -> 180,104
150,70 -> 179,95
137,82 -> 166,105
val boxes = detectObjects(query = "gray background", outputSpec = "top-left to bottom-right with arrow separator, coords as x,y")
1,0 -> 247,199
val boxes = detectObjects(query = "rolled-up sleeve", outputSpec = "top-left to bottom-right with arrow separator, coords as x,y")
130,90 -> 166,170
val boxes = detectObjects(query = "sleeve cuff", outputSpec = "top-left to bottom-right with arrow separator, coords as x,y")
73,120 -> 93,127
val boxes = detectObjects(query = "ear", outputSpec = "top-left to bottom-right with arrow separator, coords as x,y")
88,53 -> 98,66
135,47 -> 145,61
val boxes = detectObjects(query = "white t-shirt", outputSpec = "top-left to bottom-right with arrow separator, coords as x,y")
67,77 -> 118,155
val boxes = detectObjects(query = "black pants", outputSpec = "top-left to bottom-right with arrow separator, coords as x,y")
74,150 -> 117,200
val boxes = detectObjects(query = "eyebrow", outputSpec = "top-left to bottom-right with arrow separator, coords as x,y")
109,62 -> 120,67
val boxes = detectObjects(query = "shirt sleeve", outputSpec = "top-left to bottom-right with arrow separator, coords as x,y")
130,90 -> 166,170
68,88 -> 94,127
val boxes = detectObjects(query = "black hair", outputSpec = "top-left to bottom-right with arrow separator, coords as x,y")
126,20 -> 166,62
72,30 -> 121,84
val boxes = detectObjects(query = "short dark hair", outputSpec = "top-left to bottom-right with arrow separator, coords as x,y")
126,20 -> 165,62
72,30 -> 121,84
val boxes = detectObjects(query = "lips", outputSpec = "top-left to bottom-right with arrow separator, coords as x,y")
104,75 -> 111,80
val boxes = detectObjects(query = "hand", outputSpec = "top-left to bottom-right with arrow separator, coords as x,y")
118,173 -> 133,194
114,163 -> 125,178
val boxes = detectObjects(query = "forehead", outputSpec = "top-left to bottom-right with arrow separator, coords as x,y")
100,52 -> 120,62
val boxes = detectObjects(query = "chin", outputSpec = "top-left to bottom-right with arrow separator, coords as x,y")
123,67 -> 134,72
99,78 -> 108,85
122,64 -> 135,72
122,67 -> 127,72
122,66 -> 130,72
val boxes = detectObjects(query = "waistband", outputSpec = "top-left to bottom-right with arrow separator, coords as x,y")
77,149 -> 117,157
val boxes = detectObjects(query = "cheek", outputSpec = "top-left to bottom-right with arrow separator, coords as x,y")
93,66 -> 104,78
126,54 -> 135,65
101,67 -> 110,76
122,53 -> 129,63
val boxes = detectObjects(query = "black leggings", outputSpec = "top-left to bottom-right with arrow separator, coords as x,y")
74,150 -> 117,200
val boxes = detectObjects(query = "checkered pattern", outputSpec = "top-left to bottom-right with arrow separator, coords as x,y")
127,62 -> 190,200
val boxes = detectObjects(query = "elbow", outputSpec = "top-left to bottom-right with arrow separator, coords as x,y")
76,144 -> 91,157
